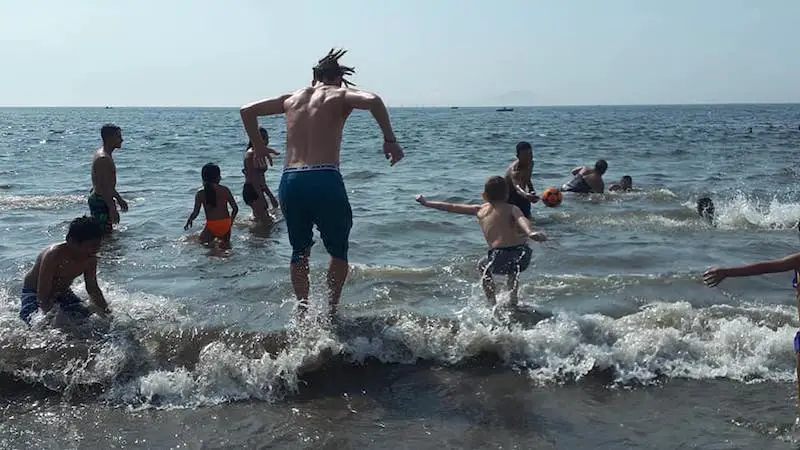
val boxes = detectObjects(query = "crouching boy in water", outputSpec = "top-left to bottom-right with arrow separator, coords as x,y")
416,176 -> 547,306
704,254 -> 800,420
20,216 -> 111,324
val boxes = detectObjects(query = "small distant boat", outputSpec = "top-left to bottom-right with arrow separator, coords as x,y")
496,107 -> 514,112
450,106 -> 459,109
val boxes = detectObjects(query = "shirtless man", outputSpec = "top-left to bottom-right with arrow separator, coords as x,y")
239,49 -> 404,315
561,159 -> 608,194
505,141 -> 539,219
416,176 -> 547,306
88,124 -> 128,234
20,216 -> 111,324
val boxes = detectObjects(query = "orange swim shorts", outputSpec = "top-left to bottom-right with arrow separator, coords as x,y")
206,217 -> 232,238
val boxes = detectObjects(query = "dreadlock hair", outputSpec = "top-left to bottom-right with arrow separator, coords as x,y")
313,48 -> 356,87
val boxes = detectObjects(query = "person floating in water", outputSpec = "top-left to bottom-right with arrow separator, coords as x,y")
697,197 -> 715,225
243,127 -> 280,225
416,176 -> 547,306
703,254 -> 800,419
20,216 -> 111,325
561,159 -> 608,194
239,48 -> 404,316
505,141 -> 539,219
88,124 -> 128,234
185,163 -> 239,248
608,175 -> 633,192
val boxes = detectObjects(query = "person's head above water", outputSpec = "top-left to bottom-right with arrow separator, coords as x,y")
66,216 -> 105,255
100,123 -> 123,149
201,163 -> 221,184
620,175 -> 632,189
516,141 -> 533,165
594,159 -> 608,175
482,176 -> 509,203
697,197 -> 715,219
312,48 -> 356,88
247,127 -> 269,149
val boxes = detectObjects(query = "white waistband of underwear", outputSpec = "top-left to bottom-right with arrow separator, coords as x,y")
283,164 -> 340,173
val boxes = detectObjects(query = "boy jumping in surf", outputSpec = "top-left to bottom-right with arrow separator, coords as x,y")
20,216 -> 111,324
416,176 -> 547,306
185,163 -> 239,249
704,255 -> 800,419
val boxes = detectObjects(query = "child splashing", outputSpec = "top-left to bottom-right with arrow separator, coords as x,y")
416,176 -> 547,306
185,163 -> 239,248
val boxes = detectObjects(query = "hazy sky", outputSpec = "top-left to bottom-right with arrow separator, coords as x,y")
1,0 -> 798,107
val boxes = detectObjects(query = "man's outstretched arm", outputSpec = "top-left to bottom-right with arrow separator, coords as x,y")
240,95 -> 289,165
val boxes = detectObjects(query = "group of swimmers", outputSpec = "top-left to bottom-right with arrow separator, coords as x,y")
16,47 -> 800,418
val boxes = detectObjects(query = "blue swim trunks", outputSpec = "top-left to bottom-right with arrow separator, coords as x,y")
478,244 -> 533,276
20,288 -> 90,324
278,165 -> 353,264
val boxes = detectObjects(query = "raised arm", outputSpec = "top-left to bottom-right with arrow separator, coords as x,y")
84,257 -> 110,316
415,195 -> 481,215
240,95 -> 289,165
704,253 -> 800,287
570,166 -> 584,176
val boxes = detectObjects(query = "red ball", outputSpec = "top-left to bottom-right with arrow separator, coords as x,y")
541,187 -> 563,207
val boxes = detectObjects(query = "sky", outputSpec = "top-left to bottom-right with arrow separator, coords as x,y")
0,0 -> 798,107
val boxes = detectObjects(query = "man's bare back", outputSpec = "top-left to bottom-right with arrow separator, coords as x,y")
577,166 -> 605,193
260,84 -> 402,168
282,85 -> 352,167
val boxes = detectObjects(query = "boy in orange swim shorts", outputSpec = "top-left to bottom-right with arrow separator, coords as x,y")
185,163 -> 239,248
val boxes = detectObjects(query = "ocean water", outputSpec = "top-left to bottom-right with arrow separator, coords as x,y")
1,104 -> 800,449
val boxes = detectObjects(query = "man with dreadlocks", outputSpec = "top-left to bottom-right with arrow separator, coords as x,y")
240,48 -> 404,316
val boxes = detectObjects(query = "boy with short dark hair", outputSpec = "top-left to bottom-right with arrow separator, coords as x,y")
416,176 -> 547,306
20,216 -> 111,324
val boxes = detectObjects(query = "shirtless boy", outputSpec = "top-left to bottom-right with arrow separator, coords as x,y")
416,176 -> 547,306
89,124 -> 128,234
20,216 -> 111,324
505,141 -> 539,219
